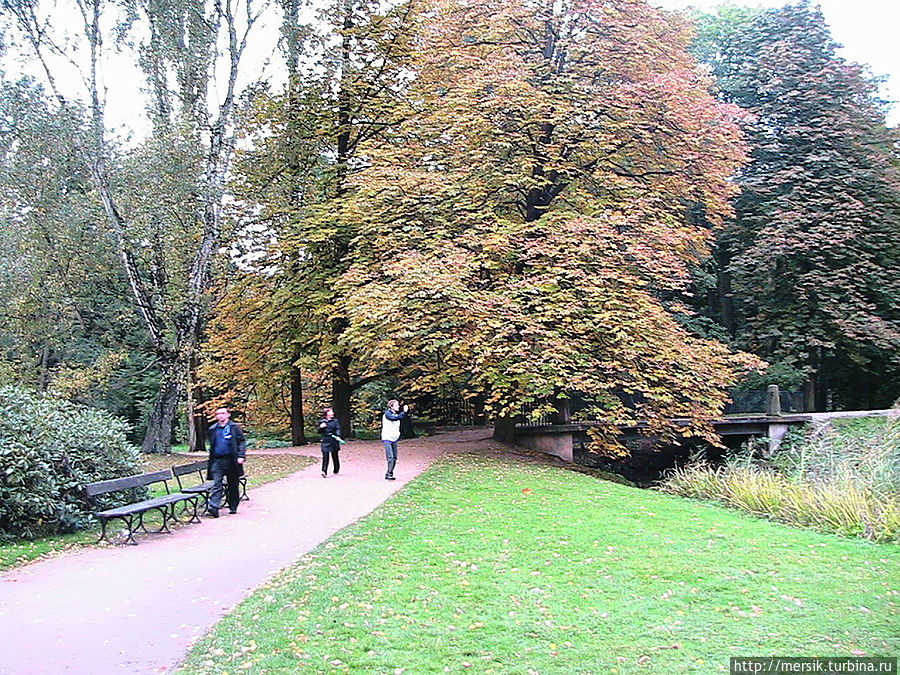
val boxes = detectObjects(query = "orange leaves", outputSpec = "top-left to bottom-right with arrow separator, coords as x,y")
326,0 -> 762,434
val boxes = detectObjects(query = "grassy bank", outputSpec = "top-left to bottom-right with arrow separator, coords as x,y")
0,451 -> 314,571
177,452 -> 898,674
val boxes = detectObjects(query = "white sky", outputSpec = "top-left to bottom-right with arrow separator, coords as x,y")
655,0 -> 900,125
5,0 -> 897,131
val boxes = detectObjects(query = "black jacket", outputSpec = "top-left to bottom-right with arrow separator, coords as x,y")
319,418 -> 342,451
207,421 -> 246,476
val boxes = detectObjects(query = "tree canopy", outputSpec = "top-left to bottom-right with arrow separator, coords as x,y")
698,3 -> 900,410
1,0 -> 897,452
333,0 -> 761,445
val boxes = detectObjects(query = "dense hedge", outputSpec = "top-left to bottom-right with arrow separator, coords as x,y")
0,386 -> 144,539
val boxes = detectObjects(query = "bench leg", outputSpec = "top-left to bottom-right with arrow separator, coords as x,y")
174,496 -> 201,524
98,516 -> 139,545
138,507 -> 172,534
123,515 -> 139,545
97,518 -> 110,545
168,498 -> 201,527
186,495 -> 202,524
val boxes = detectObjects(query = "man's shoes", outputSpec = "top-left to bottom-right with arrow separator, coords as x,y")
204,509 -> 219,518
321,471 -> 327,478
386,475 -> 396,481
229,508 -> 237,514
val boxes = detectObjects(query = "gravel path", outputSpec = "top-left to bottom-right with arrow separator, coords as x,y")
0,430 -> 487,674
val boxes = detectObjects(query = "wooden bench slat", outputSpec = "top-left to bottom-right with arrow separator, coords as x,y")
180,484 -> 214,494
97,493 -> 194,518
84,469 -> 173,497
171,460 -> 208,477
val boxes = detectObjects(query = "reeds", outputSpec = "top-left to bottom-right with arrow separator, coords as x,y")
660,414 -> 900,543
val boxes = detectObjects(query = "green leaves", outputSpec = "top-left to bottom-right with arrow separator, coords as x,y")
705,4 -> 900,409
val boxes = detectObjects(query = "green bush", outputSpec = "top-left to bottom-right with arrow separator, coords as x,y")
0,386 -> 143,540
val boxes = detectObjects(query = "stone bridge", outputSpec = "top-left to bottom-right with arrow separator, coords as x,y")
515,409 -> 896,465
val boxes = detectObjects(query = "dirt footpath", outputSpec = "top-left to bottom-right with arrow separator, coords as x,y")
0,431 -> 488,675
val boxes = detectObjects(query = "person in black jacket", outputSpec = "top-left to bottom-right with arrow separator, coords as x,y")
206,407 -> 246,517
318,407 -> 342,477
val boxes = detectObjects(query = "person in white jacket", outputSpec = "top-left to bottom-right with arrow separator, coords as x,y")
381,399 -> 408,480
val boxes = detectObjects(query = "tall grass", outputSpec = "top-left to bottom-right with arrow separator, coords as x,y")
661,414 -> 900,543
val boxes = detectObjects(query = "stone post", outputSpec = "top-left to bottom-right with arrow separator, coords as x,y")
765,384 -> 782,416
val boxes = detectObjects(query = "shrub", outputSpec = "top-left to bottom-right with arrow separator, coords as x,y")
0,386 -> 143,540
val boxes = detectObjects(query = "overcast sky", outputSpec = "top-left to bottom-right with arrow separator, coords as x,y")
7,1 -> 897,130
655,0 -> 900,125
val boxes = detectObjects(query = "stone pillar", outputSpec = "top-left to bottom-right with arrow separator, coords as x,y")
519,431 -> 574,463
765,385 -> 782,416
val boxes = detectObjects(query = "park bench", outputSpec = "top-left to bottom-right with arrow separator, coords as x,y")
172,460 -> 249,509
84,469 -> 201,545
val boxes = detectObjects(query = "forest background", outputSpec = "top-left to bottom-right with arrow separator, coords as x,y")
0,0 -> 897,454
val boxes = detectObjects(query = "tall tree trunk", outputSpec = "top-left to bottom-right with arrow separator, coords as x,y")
550,396 -> 572,424
142,361 -> 183,453
187,353 -> 208,452
804,347 -> 828,412
321,3 -> 357,441
290,362 -> 307,445
187,395 -> 198,452
38,341 -> 51,391
714,244 -> 737,338
332,354 -> 353,439
813,347 -> 828,412
283,1 -> 308,449
803,377 -> 816,413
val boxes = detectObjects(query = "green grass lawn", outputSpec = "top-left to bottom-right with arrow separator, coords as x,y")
177,452 -> 899,674
0,451 -> 315,571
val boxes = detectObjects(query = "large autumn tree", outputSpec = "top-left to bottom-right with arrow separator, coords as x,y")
339,0 -> 760,446
702,3 -> 900,410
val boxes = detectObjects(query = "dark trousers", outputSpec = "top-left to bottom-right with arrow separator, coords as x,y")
321,445 -> 340,475
383,439 -> 398,477
210,457 -> 240,512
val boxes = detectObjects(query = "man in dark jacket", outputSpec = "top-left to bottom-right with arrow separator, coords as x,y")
206,407 -> 246,517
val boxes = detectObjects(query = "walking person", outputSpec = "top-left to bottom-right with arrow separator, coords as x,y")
318,407 -> 342,477
381,399 -> 408,480
206,407 -> 246,517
